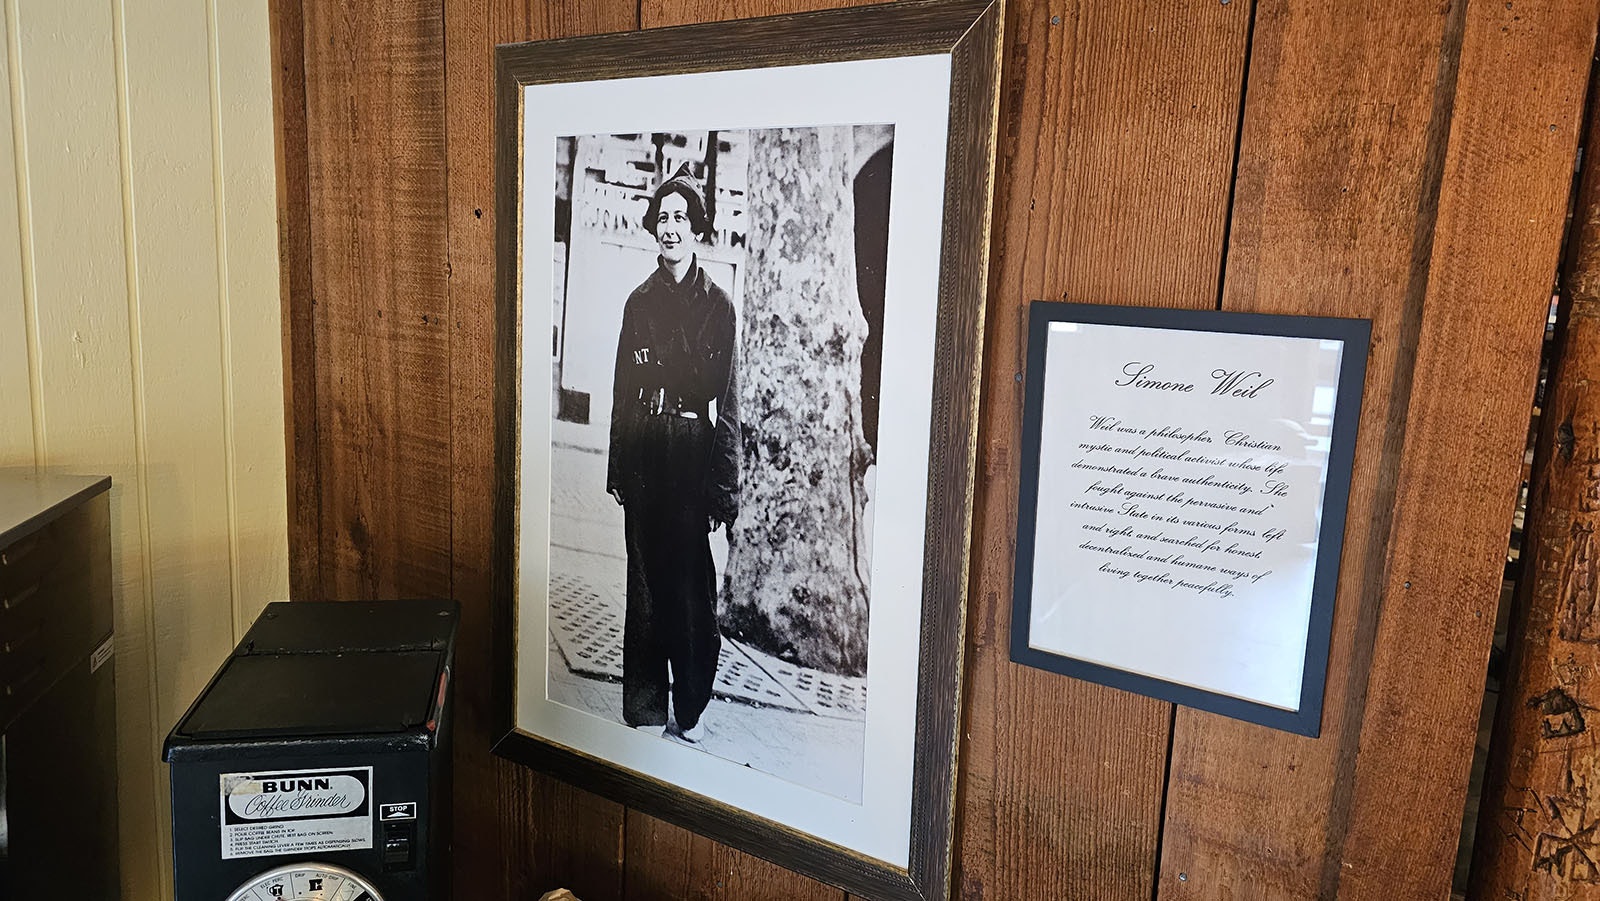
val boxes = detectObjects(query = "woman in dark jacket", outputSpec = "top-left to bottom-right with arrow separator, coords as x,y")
607,162 -> 741,743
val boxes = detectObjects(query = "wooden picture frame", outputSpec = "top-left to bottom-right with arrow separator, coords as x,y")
1010,302 -> 1370,736
490,2 -> 1002,897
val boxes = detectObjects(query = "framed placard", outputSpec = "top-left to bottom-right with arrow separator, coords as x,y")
1011,302 -> 1369,736
491,2 -> 1002,898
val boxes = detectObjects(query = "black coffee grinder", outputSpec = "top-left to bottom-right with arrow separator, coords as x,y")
165,599 -> 457,901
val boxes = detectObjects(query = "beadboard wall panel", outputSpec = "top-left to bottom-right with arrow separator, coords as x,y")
0,1 -> 287,897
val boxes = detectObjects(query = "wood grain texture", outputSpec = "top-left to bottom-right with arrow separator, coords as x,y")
269,0 -> 319,604
302,0 -> 451,601
1158,1 -> 1464,896
1334,1 -> 1598,897
955,1 -> 1248,899
492,756 -> 627,900
1470,59 -> 1600,900
625,811 -> 844,901
445,1 -> 635,898
642,0 -> 861,27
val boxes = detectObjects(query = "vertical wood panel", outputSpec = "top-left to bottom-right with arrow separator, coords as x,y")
120,0 -> 238,744
0,0 -> 290,895
1470,52 -> 1600,901
1159,1 -> 1462,896
1472,75 -> 1600,901
0,0 -> 34,466
443,0 -> 634,898
121,0 -> 291,887
213,0 -> 290,634
9,0 -> 166,895
303,0 -> 451,601
1335,1 -> 1597,896
956,1 -> 1247,898
117,0 -> 258,890
271,0 -> 319,604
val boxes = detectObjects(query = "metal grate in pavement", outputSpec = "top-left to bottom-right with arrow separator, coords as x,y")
714,642 -> 810,713
548,570 -> 810,713
548,572 -> 624,679
737,642 -> 868,722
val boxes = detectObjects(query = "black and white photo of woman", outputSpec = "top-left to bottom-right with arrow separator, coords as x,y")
545,126 -> 890,801
605,163 -> 741,743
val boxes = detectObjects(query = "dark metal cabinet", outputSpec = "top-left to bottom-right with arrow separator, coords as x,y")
165,600 -> 458,901
0,474 -> 117,898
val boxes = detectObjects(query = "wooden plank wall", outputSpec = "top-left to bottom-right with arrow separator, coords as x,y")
273,0 -> 1600,898
1469,43 -> 1600,899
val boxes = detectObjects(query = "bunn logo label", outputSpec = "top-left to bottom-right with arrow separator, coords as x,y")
222,769 -> 369,822
260,778 -> 331,793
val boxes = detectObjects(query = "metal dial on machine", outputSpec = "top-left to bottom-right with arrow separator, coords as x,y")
224,862 -> 383,901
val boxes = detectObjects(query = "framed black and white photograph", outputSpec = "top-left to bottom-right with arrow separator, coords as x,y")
1011,302 -> 1370,736
490,2 -> 1001,898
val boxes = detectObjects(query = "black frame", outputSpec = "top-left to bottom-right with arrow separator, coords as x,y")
490,2 -> 1004,898
1010,301 -> 1370,737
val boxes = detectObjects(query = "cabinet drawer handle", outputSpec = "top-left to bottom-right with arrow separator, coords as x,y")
0,534 -> 41,567
5,664 -> 42,696
3,624 -> 41,654
2,583 -> 39,611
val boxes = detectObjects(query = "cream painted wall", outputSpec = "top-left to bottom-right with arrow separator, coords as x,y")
0,0 -> 287,896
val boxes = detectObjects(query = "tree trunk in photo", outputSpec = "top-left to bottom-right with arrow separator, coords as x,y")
723,126 -> 872,677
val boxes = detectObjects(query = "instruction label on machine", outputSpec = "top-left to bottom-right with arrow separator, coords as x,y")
218,766 -> 373,860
